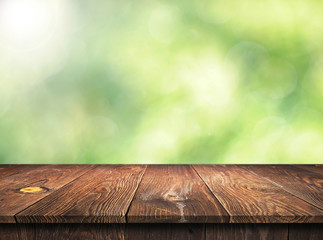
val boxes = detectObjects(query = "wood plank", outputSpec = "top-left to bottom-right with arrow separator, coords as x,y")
194,165 -> 323,223
0,165 -> 93,223
241,165 -> 323,210
0,165 -> 44,180
289,224 -> 323,240
206,224 -> 288,240
1,223 -> 322,240
127,165 -> 228,223
16,165 -> 146,223
294,165 -> 323,176
0,165 -> 21,179
125,223 -> 205,240
0,224 -> 20,240
0,223 -> 125,240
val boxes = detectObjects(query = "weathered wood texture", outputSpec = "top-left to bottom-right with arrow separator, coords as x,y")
295,165 -> 323,176
125,224 -> 205,240
127,165 -> 228,223
0,224 -> 125,240
0,165 -> 92,223
205,224 -> 288,240
289,223 -> 323,240
16,165 -> 146,223
0,165 -> 36,179
193,165 -> 323,223
0,223 -> 204,240
241,165 -> 323,211
1,223 -> 321,240
0,223 -> 203,240
0,224 -> 20,240
0,164 -> 322,224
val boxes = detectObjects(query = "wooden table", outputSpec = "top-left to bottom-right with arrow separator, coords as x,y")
0,165 -> 322,239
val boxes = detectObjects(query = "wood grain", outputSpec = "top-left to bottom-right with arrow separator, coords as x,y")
0,165 -> 22,179
294,165 -> 323,177
0,224 -> 20,240
127,165 -> 228,223
241,165 -> 323,210
0,223 -> 322,240
0,165 -> 47,180
194,165 -> 323,223
16,165 -> 146,223
1,164 -> 322,225
0,223 -> 204,240
0,223 -> 125,240
206,224 -> 288,240
0,165 -> 92,223
125,224 -> 205,240
289,224 -> 323,240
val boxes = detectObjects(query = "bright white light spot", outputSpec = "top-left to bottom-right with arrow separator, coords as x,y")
0,0 -> 74,101
178,54 -> 237,113
0,0 -> 55,49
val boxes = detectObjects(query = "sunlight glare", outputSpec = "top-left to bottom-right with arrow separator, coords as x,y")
0,0 -> 55,48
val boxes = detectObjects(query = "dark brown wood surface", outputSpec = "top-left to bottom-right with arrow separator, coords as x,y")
0,224 -> 20,240
241,165 -> 323,211
289,223 -> 322,240
193,165 -> 323,223
295,165 -> 323,177
0,165 -> 31,179
0,165 -> 93,223
127,165 -> 228,223
0,164 -> 322,224
205,224 -> 288,240
16,165 -> 146,223
0,224 -> 125,240
0,224 -> 321,240
125,224 -> 205,240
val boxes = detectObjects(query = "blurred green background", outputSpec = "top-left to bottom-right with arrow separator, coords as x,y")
0,0 -> 322,164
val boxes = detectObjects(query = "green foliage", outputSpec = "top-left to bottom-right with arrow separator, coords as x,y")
0,0 -> 323,163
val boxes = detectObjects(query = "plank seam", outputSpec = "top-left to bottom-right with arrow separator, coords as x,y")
241,166 -> 323,212
125,164 -> 148,223
204,223 -> 207,240
287,223 -> 290,240
13,165 -> 96,222
191,165 -> 230,223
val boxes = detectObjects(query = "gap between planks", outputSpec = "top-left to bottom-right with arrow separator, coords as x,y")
193,165 -> 323,223
4,164 -> 321,224
126,165 -> 229,223
13,165 -> 96,223
124,165 -> 148,223
16,165 -> 148,223
241,165 -> 323,212
191,165 -> 230,220
243,168 -> 322,211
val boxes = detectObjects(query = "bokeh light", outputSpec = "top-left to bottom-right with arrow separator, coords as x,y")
0,0 -> 54,47
0,0 -> 322,164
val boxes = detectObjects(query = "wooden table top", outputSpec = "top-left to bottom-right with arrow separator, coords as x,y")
0,165 -> 322,224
